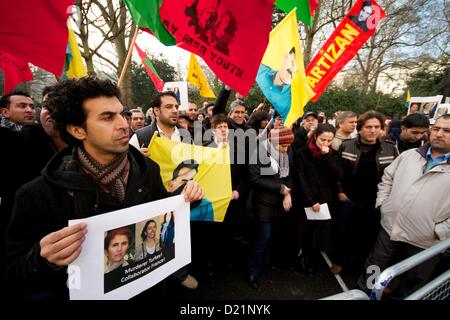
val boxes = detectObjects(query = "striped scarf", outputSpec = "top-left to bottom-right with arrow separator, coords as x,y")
77,147 -> 129,203
0,117 -> 22,132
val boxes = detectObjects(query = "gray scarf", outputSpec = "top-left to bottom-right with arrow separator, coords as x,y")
77,147 -> 129,203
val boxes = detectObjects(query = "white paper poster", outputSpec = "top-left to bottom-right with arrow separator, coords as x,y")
433,103 -> 449,120
304,203 -> 332,220
163,81 -> 189,111
68,195 -> 190,300
408,95 -> 443,116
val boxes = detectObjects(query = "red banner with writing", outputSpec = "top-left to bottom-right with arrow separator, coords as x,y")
160,0 -> 274,96
306,0 -> 385,102
0,50 -> 33,94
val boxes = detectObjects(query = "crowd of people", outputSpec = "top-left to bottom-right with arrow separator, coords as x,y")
0,76 -> 448,300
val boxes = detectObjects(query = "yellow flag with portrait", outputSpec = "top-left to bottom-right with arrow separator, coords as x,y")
148,135 -> 231,222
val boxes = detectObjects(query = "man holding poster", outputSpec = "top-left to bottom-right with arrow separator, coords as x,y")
3,76 -> 203,300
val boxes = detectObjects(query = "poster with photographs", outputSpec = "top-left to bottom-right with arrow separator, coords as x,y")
433,103 -> 449,120
163,81 -> 189,111
68,195 -> 190,300
408,95 -> 443,117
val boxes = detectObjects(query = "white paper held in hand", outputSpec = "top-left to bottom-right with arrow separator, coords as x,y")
304,203 -> 331,220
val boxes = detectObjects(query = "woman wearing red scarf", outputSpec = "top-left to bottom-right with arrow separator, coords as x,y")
293,123 -> 344,276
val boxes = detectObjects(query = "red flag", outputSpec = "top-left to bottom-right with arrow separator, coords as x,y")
160,0 -> 273,96
134,44 -> 165,92
0,0 -> 74,75
306,0 -> 385,101
0,50 -> 33,94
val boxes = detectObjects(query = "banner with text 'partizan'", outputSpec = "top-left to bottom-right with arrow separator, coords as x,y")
306,0 -> 385,102
160,0 -> 274,96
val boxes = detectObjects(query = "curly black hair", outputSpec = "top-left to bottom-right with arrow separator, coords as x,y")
45,76 -> 121,146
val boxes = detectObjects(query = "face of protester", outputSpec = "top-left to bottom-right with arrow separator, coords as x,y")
105,234 -> 129,263
214,122 -> 229,143
275,143 -> 290,153
40,95 -> 59,138
359,118 -> 382,144
186,103 -> 198,121
197,114 -> 205,122
303,115 -> 318,132
274,116 -> 284,129
177,117 -> 189,129
168,167 -> 197,193
259,119 -> 269,129
131,111 -> 145,131
358,5 -> 372,21
315,132 -> 335,149
2,95 -> 35,125
207,106 -> 213,118
154,96 -> 179,127
230,105 -> 246,125
400,126 -> 428,143
340,116 -> 357,135
67,96 -> 130,164
429,117 -> 450,154
145,222 -> 157,240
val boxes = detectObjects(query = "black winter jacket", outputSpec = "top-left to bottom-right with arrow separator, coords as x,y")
248,142 -> 292,222
294,145 -> 343,207
3,146 -> 169,299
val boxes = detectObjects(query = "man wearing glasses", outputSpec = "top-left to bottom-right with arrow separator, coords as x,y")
358,114 -> 450,298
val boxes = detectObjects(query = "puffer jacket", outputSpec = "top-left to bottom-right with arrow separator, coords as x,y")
377,144 -> 450,249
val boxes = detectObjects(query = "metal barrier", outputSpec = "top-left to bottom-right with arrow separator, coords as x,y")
370,237 -> 450,300
320,289 -> 369,300
405,269 -> 450,300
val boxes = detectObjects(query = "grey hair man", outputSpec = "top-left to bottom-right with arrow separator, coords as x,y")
332,111 -> 357,151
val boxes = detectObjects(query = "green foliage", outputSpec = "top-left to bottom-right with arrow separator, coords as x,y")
305,86 -> 404,117
406,62 -> 449,97
131,54 -> 176,111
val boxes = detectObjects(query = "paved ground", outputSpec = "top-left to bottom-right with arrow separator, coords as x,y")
171,239 -> 360,301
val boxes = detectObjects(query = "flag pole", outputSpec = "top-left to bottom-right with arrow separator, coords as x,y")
118,26 -> 139,87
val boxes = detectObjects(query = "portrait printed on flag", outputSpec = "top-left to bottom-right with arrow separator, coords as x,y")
257,47 -> 297,114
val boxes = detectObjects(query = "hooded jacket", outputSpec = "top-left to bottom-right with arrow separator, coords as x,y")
3,146 -> 169,299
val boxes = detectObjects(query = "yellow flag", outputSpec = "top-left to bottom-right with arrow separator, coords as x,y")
406,90 -> 411,103
65,24 -> 87,79
186,53 -> 216,98
258,9 -> 315,127
148,136 -> 231,222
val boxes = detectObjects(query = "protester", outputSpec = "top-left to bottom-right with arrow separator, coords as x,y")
0,91 -> 35,132
129,91 -> 192,152
247,127 -> 294,289
331,111 -> 357,151
3,76 -> 203,299
337,111 -> 398,274
386,113 -> 429,153
130,108 -> 145,133
293,124 -> 343,276
358,114 -> 450,298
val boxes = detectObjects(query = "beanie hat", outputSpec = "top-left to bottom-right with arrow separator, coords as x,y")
269,127 -> 294,145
